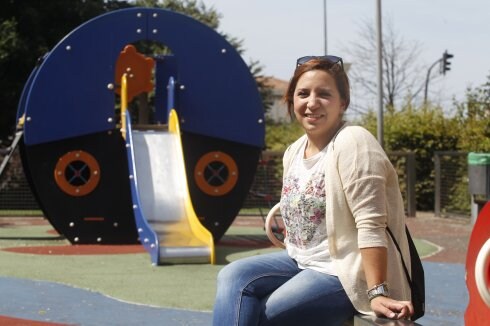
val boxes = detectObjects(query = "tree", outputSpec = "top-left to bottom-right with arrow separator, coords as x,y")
452,73 -> 490,152
343,17 -> 428,114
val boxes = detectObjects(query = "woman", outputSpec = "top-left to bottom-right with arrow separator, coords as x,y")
213,56 -> 414,326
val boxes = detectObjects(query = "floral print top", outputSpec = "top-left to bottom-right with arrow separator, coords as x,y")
281,140 -> 336,275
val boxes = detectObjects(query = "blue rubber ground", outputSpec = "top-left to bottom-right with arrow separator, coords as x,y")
0,262 -> 466,326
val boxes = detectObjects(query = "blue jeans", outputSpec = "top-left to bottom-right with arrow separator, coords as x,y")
213,251 -> 356,326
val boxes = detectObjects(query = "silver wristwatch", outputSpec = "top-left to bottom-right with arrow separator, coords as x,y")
367,282 -> 390,301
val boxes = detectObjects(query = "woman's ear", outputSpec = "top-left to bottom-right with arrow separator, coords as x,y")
340,100 -> 347,113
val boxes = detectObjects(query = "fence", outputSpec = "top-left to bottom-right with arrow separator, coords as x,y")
0,146 -> 39,214
434,151 -> 471,217
0,146 -> 471,219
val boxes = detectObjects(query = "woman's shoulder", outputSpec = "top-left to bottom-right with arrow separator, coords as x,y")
284,134 -> 307,155
333,124 -> 379,147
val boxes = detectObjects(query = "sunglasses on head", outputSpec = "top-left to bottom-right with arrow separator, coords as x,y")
296,55 -> 344,70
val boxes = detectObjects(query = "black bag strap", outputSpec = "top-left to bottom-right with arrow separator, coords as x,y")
386,226 -> 413,289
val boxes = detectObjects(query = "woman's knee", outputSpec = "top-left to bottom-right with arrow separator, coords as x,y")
216,259 -> 254,292
218,259 -> 245,282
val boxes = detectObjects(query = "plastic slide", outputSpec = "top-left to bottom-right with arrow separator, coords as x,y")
126,109 -> 215,265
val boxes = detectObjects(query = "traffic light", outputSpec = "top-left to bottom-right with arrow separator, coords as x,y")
441,50 -> 454,75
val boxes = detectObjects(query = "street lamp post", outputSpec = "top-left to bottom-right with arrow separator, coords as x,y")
424,59 -> 441,105
323,0 -> 328,55
376,0 -> 384,148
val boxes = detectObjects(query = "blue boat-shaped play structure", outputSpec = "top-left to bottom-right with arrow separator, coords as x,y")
15,8 -> 265,265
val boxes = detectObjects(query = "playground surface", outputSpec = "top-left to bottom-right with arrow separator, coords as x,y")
0,213 -> 472,325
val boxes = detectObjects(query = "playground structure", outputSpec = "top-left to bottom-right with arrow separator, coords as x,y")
465,201 -> 490,325
14,8 -> 265,264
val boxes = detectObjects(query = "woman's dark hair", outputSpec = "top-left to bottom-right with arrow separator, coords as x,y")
284,58 -> 350,118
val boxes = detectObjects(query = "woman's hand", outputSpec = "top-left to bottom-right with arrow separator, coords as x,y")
370,296 -> 414,320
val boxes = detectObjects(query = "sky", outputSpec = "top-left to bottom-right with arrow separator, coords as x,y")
199,0 -> 489,113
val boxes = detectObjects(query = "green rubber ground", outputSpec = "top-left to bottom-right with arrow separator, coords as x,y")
0,223 -> 437,311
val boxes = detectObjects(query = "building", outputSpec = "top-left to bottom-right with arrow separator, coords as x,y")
258,76 -> 290,123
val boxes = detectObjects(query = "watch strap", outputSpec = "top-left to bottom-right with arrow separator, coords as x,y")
367,282 -> 390,301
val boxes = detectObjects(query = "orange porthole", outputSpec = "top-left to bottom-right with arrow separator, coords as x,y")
54,150 -> 100,197
194,151 -> 238,196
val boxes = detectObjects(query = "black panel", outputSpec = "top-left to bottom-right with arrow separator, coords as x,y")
23,131 -> 138,244
182,132 -> 261,241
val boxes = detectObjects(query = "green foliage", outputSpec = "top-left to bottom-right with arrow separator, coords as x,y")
0,18 -> 19,62
265,121 -> 304,151
452,73 -> 490,152
135,0 -> 220,29
360,105 -> 460,210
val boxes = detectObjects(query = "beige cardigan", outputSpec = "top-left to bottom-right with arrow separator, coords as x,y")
282,124 -> 411,314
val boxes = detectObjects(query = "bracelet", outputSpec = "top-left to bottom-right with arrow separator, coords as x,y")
367,282 -> 390,301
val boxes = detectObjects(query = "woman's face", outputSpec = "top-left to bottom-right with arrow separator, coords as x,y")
293,69 -> 346,140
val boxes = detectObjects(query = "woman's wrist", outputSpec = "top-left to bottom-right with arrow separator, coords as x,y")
367,282 -> 390,301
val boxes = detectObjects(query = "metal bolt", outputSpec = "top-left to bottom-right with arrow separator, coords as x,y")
113,222 -> 119,227
97,237 -> 102,242
69,222 -> 75,227
107,117 -> 113,123
137,12 -> 142,18
137,28 -> 142,34
152,13 -> 158,18
258,118 -> 264,124
26,116 -> 31,122
74,237 -> 79,242
66,45 -> 72,51
138,228 -> 143,233
133,204 -> 138,209
221,48 -> 227,54
152,29 -> 158,34
107,83 -> 114,90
